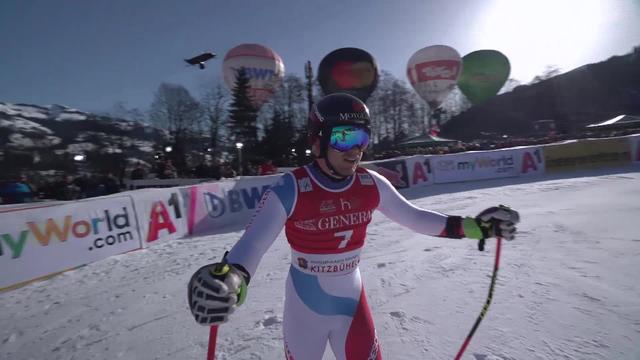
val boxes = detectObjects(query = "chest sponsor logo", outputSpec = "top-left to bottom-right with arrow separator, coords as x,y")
294,219 -> 317,230
296,254 -> 361,274
293,210 -> 373,231
319,200 -> 337,213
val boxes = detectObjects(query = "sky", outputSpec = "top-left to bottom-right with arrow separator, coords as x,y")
1,0 -> 639,113
1,167 -> 638,359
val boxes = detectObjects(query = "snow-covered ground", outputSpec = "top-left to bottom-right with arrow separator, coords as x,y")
1,167 -> 639,360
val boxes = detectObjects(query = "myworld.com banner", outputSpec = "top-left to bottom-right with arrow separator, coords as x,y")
0,196 -> 142,289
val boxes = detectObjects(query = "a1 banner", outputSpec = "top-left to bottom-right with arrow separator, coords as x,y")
128,188 -> 188,247
403,155 -> 435,187
362,159 -> 411,190
514,146 -> 545,176
0,196 -> 142,290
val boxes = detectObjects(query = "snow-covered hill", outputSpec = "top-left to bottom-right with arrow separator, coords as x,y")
0,102 -> 170,175
1,167 -> 638,359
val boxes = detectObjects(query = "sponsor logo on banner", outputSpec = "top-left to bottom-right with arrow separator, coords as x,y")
456,155 -> 515,173
1,206 -> 136,260
372,160 -> 409,189
204,185 -> 271,218
406,157 -> 432,186
520,148 -> 544,174
297,257 -> 308,269
145,192 -> 184,243
436,159 -> 456,171
0,197 -> 141,289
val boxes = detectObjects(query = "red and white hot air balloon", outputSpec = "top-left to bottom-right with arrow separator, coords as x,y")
222,43 -> 285,109
407,45 -> 462,109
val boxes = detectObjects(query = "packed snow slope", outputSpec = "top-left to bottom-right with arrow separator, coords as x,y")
1,167 -> 639,360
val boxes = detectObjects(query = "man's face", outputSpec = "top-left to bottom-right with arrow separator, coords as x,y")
325,145 -> 363,177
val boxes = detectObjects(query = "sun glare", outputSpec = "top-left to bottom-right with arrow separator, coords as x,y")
473,0 -> 607,82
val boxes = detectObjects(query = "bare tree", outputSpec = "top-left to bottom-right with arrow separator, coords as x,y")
530,65 -> 562,84
440,88 -> 472,125
109,101 -> 147,123
201,84 -> 228,152
499,78 -> 523,94
149,83 -> 202,173
367,71 -> 414,144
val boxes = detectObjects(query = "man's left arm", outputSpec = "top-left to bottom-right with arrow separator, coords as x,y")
369,170 -> 519,240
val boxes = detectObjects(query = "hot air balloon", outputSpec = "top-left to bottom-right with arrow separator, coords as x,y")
317,47 -> 379,102
458,50 -> 510,104
222,44 -> 285,109
406,45 -> 462,109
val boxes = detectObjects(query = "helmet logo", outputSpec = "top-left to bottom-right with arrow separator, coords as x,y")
338,112 -> 368,121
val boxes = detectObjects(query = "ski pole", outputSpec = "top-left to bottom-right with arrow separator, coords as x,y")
454,236 -> 502,360
207,325 -> 219,360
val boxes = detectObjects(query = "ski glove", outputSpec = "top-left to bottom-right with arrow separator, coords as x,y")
188,262 -> 250,326
462,205 -> 520,241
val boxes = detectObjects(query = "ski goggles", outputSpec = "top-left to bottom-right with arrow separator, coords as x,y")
328,125 -> 370,152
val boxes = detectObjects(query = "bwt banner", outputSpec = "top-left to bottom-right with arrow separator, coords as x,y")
128,188 -> 188,247
188,176 -> 278,236
0,196 -> 142,289
432,148 -> 520,183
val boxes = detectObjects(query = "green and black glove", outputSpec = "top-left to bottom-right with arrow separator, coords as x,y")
188,260 -> 250,326
462,205 -> 521,241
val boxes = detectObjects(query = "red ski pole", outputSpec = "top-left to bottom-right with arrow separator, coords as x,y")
454,237 -> 502,360
207,325 -> 218,360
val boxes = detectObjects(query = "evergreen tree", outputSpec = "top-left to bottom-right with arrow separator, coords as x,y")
260,109 -> 296,165
228,68 -> 259,153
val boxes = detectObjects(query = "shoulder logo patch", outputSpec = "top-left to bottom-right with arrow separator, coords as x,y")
358,173 -> 374,185
298,177 -> 313,192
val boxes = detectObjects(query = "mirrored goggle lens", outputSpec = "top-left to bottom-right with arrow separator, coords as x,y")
329,125 -> 370,152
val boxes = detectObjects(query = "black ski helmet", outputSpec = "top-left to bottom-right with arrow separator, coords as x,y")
308,93 -> 371,158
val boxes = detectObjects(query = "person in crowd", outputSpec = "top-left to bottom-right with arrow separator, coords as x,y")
0,174 -> 36,204
103,172 -> 120,194
162,159 -> 178,179
258,159 -> 278,175
130,162 -> 146,180
220,162 -> 237,178
57,174 -> 82,200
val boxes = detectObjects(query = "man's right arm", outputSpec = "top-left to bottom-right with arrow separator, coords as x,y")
225,172 -> 296,277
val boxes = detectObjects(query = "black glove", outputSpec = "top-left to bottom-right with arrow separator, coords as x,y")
463,205 -> 520,241
188,261 -> 250,326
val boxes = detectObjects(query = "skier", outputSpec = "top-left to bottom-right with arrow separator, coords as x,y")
188,93 -> 520,359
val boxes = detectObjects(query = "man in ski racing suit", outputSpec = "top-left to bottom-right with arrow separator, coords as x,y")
188,93 -> 520,360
